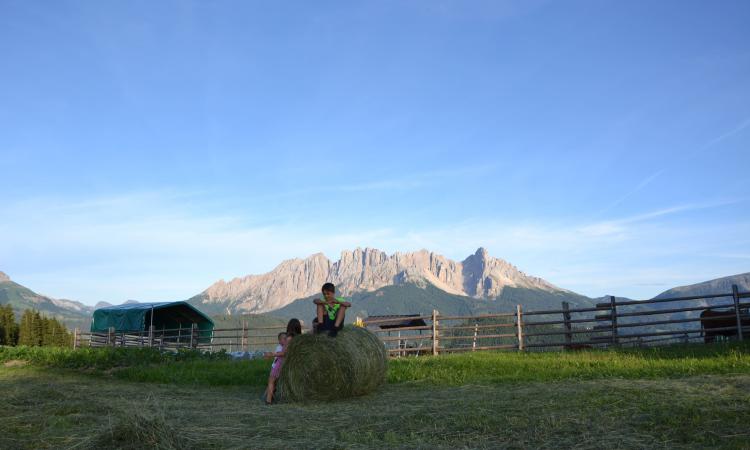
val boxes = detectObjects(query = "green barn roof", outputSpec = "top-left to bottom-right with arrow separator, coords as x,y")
91,301 -> 214,333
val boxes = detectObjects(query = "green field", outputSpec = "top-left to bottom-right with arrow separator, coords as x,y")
2,342 -> 750,449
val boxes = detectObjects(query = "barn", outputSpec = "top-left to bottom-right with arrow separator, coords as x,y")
90,301 -> 214,334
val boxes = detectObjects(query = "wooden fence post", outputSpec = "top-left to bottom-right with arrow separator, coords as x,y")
190,323 -> 198,349
516,305 -> 524,351
431,310 -> 439,355
732,284 -> 743,341
242,320 -> 248,352
108,327 -> 115,347
472,322 -> 479,352
562,301 -> 572,348
610,295 -> 619,345
148,325 -> 154,348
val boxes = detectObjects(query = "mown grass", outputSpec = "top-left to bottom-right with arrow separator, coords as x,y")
2,364 -> 749,449
2,342 -> 750,448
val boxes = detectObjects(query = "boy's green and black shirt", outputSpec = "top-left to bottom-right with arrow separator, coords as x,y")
324,297 -> 347,320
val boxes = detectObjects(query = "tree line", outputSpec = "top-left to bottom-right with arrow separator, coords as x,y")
0,305 -> 72,346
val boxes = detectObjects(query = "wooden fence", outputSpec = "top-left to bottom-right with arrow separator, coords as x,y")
74,285 -> 750,357
75,322 -> 290,353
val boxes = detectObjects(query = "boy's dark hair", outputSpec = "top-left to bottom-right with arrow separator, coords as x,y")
277,332 -> 287,339
322,282 -> 336,293
286,318 -> 302,337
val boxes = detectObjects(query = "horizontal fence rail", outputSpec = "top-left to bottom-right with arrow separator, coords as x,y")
73,285 -> 750,357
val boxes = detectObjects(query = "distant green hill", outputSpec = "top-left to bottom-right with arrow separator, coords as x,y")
269,283 -> 595,322
0,280 -> 91,330
186,294 -> 236,317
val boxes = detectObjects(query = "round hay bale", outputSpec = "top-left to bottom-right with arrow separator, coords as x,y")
278,326 -> 387,402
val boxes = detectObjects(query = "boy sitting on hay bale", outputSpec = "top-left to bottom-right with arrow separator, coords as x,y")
312,282 -> 351,337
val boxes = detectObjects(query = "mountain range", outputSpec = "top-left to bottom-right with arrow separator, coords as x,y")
0,271 -> 92,329
188,247 -> 571,315
1,249 -> 748,330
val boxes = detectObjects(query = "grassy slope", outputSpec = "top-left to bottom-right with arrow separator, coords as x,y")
0,281 -> 91,330
270,283 -> 595,322
209,313 -> 286,330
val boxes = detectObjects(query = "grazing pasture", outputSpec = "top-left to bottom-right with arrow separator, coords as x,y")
1,342 -> 750,449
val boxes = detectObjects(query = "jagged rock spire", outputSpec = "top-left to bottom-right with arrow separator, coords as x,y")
198,247 -> 563,314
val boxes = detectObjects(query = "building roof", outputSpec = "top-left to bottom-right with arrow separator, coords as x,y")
364,314 -> 428,329
91,301 -> 214,333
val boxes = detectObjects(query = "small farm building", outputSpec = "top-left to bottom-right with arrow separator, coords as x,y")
90,301 -> 214,334
364,314 -> 427,329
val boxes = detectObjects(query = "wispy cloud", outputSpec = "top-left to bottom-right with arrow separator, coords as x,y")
1,191 -> 747,304
598,169 -> 665,216
585,199 -> 743,239
705,253 -> 750,260
246,164 -> 496,200
703,116 -> 750,149
597,116 -> 750,216
615,199 -> 742,224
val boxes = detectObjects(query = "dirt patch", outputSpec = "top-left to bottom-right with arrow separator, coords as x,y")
3,359 -> 28,368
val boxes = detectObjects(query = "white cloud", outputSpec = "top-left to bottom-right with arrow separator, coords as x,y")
1,191 -> 747,304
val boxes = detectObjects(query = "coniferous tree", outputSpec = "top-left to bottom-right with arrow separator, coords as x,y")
19,310 -> 42,346
10,307 -> 20,345
32,311 -> 43,346
0,306 -> 4,345
0,305 -> 8,344
44,317 -> 71,346
57,320 -> 72,346
41,316 -> 52,345
16,309 -> 72,347
18,310 -> 34,346
0,305 -> 19,345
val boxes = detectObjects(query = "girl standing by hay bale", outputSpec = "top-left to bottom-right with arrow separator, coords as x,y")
264,318 -> 302,405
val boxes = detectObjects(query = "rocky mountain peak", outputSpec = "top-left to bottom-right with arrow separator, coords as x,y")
654,272 -> 750,299
0,271 -> 10,282
194,247 -> 564,314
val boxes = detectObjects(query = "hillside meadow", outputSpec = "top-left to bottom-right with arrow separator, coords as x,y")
1,342 -> 750,449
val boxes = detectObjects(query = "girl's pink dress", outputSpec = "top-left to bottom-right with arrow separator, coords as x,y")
270,342 -> 286,379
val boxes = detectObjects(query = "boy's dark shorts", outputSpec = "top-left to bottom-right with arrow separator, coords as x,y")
313,315 -> 343,331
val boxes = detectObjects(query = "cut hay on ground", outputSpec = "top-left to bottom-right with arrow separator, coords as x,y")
278,326 -> 387,402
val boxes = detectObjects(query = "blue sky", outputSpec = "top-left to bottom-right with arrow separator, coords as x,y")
1,0 -> 749,305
